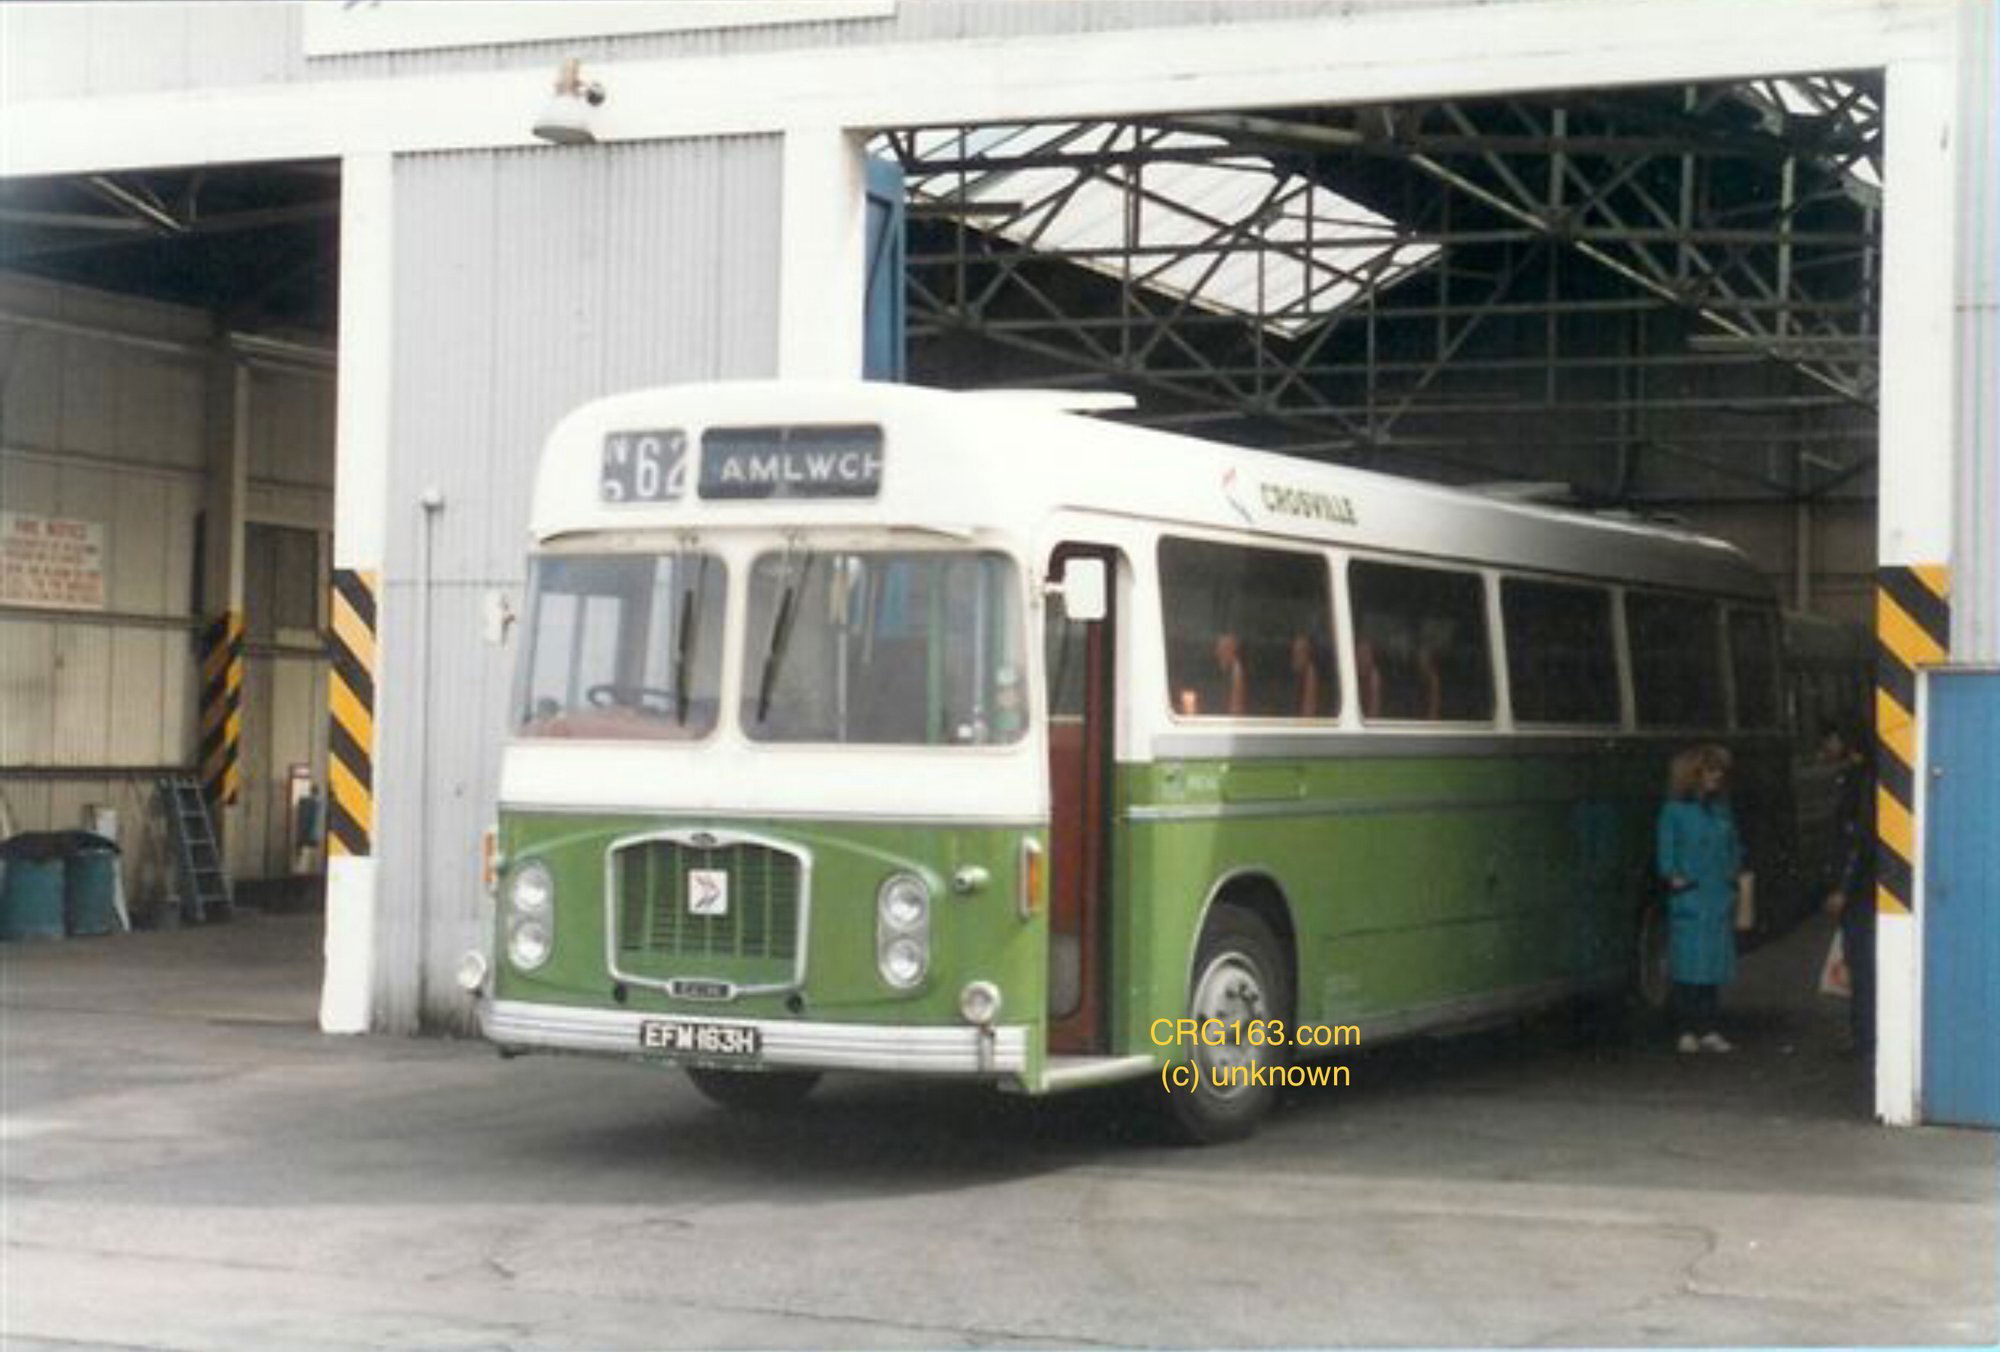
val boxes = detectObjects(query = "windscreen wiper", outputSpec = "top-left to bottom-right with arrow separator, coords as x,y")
672,552 -> 705,727
754,546 -> 814,724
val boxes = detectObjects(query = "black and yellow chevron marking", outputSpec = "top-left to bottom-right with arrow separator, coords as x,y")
328,569 -> 378,858
1876,565 -> 1950,916
198,610 -> 245,809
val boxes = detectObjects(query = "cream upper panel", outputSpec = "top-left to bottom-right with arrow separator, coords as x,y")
530,380 -> 1770,601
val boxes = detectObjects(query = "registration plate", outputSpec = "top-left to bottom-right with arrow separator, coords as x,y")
639,1020 -> 761,1059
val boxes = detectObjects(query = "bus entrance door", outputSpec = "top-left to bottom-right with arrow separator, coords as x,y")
1046,546 -> 1116,1054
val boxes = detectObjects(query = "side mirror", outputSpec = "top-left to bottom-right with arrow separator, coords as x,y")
1054,557 -> 1108,623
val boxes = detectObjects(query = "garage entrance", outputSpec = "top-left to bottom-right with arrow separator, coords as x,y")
0,160 -> 339,984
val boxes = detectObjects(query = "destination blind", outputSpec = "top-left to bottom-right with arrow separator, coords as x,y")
700,425 -> 884,500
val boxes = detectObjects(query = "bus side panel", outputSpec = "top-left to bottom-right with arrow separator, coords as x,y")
1112,746 -> 1655,1053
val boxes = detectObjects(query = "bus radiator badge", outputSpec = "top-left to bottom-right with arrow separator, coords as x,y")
688,869 -> 729,917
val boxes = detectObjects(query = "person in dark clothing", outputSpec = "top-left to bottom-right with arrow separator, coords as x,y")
1825,722 -> 1877,1057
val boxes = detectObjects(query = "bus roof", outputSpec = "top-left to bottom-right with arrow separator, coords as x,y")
533,380 -> 1772,601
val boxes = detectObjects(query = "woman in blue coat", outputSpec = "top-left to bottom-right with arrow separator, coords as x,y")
1656,744 -> 1744,1053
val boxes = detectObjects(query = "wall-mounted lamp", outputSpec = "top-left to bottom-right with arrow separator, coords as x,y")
532,57 -> 607,145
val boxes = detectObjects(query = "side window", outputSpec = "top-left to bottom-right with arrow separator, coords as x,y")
1501,578 -> 1619,724
1728,608 -> 1780,729
1157,537 -> 1337,720
1627,592 -> 1725,728
1349,559 -> 1494,722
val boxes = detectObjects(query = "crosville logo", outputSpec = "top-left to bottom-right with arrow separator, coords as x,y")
1222,467 -> 1255,525
1259,482 -> 1358,527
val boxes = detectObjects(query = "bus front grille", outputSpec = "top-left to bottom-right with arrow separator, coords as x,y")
609,835 -> 806,989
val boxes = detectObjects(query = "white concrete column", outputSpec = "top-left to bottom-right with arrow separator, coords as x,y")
321,151 -> 395,1035
1873,53 -> 1961,1126
777,125 -> 868,379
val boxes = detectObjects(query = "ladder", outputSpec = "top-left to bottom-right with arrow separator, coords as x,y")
158,775 -> 233,923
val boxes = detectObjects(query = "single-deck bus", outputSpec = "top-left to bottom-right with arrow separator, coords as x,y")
474,380 -> 1798,1141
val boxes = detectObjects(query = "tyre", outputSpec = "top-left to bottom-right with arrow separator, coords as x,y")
684,1066 -> 821,1112
1161,907 -> 1292,1145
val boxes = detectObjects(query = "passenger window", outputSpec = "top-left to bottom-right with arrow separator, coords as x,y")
1157,537 -> 1337,720
1728,608 -> 1780,729
1627,592 -> 1725,728
1501,578 -> 1619,725
1349,559 -> 1494,722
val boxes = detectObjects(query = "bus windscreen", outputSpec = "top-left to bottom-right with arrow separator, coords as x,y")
741,549 -> 1027,746
517,552 -> 726,740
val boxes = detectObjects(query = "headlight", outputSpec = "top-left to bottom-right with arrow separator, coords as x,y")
880,936 -> 926,987
504,861 -> 554,971
507,919 -> 551,971
507,861 -> 554,919
876,872 -> 931,989
879,873 -> 928,931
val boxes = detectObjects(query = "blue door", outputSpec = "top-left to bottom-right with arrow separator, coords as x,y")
1922,669 -> 2000,1128
863,155 -> 906,381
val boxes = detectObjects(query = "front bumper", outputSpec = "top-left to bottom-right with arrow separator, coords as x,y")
481,998 -> 1030,1077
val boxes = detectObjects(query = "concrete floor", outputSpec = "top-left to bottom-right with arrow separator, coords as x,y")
1,911 -> 1993,1350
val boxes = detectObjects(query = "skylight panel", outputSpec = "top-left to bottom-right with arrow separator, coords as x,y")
1731,76 -> 1882,205
890,122 -> 1439,337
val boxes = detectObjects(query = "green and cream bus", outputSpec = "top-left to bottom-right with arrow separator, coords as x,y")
474,379 -> 1793,1141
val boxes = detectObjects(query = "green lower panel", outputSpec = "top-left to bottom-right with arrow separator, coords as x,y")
1105,743 -> 1788,1057
493,738 -> 1798,1090
494,813 -> 1046,1036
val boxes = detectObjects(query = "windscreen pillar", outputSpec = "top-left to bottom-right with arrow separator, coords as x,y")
1873,51 -> 1968,1126
321,152 -> 393,1035
778,126 -> 868,379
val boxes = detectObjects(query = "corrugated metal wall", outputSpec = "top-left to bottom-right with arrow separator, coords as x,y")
379,138 -> 782,1032
0,3 -> 307,102
2,2 -> 1524,101
1954,1 -> 1998,662
307,1 -> 1461,80
1,276 -> 206,902
0,273 -> 334,904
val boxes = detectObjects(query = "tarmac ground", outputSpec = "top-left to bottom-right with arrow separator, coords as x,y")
1,906 -> 1993,1349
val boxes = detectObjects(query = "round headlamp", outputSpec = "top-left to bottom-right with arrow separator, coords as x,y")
507,860 -> 555,918
507,919 -> 552,971
878,873 -> 930,932
880,936 -> 926,988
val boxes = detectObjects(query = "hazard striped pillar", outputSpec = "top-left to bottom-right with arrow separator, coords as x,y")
320,151 -> 393,1036
1875,566 -> 1950,919
328,569 -> 378,858
197,610 -> 245,810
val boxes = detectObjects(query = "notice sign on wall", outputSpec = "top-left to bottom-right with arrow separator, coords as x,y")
1,511 -> 107,611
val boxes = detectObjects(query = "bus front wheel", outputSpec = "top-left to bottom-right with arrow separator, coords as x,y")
684,1066 -> 822,1112
1162,908 -> 1292,1145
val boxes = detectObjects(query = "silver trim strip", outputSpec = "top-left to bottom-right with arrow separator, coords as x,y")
1037,1053 -> 1158,1092
1126,791 -> 1612,823
1150,730 -> 1787,759
481,999 -> 1028,1076
505,802 -> 1040,827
